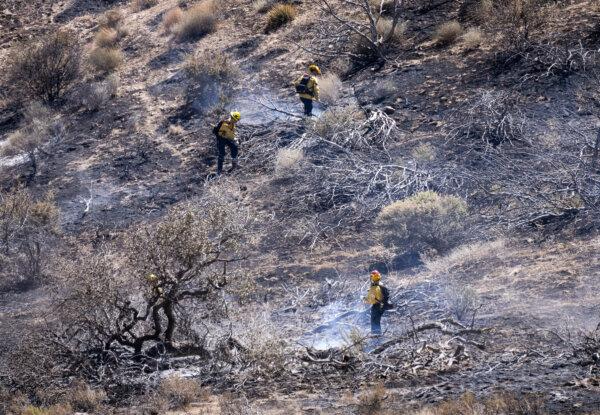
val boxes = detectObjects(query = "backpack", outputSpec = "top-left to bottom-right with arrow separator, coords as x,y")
295,75 -> 311,95
380,285 -> 394,310
212,120 -> 224,136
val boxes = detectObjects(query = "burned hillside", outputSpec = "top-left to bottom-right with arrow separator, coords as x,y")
1,0 -> 600,414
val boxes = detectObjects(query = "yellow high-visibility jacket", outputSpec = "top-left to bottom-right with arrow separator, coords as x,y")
365,284 -> 383,305
294,74 -> 319,101
217,120 -> 236,140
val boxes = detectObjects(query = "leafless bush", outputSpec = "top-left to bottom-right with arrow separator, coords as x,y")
89,47 -> 123,73
304,0 -> 404,64
0,189 -> 58,290
265,4 -> 297,33
313,105 -> 366,141
2,102 -> 65,183
434,21 -> 463,46
318,73 -> 343,105
175,1 -> 217,41
377,191 -> 468,255
163,7 -> 183,33
8,30 -> 81,103
445,285 -> 480,322
157,375 -> 202,410
79,74 -> 119,112
447,89 -> 526,147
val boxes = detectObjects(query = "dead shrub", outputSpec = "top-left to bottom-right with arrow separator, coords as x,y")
435,20 -> 463,46
357,383 -> 386,415
461,27 -> 484,50
20,404 -> 73,415
89,47 -> 123,73
158,376 -> 202,410
133,0 -> 158,11
8,30 -> 81,103
265,3 -> 297,33
318,73 -> 343,105
376,191 -> 468,254
416,391 -> 547,415
175,1 -> 217,41
275,147 -> 304,175
184,51 -> 238,111
99,9 -> 123,28
445,285 -> 480,321
94,27 -> 119,48
2,102 -> 65,184
0,188 -> 58,290
78,74 -> 119,112
163,7 -> 183,32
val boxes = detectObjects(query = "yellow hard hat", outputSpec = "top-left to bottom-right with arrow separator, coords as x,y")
147,273 -> 158,283
370,270 -> 381,283
230,111 -> 241,122
308,64 -> 321,75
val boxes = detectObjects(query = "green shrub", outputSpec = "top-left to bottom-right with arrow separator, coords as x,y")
376,191 -> 468,254
265,4 -> 297,33
8,30 -> 81,103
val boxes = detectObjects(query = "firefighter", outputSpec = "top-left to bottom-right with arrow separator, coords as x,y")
365,270 -> 391,335
293,64 -> 321,116
213,111 -> 241,175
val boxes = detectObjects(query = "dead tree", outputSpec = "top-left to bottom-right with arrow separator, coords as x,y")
301,0 -> 404,64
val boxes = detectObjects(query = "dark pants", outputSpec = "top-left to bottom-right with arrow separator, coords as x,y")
216,136 -> 238,174
300,97 -> 313,116
371,305 -> 384,334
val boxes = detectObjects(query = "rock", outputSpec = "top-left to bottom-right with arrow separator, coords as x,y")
383,106 -> 395,115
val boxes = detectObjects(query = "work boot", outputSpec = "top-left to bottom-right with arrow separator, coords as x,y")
228,160 -> 238,173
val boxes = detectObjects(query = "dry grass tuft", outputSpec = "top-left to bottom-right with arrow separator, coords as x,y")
357,383 -> 386,415
89,47 -> 123,73
68,381 -> 106,413
313,105 -> 365,138
163,7 -> 184,33
253,0 -> 274,13
275,148 -> 304,174
184,51 -> 238,82
412,142 -> 436,162
414,392 -> 547,415
423,239 -> 506,276
157,375 -> 202,410
132,0 -> 158,11
94,27 -> 119,48
434,20 -> 463,46
99,9 -> 123,28
461,27 -> 484,50
175,1 -> 217,41
20,404 -> 73,415
265,4 -> 297,33
318,73 -> 343,105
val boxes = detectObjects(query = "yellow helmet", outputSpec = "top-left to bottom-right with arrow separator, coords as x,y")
308,64 -> 321,75
146,273 -> 158,283
370,270 -> 381,283
230,111 -> 241,122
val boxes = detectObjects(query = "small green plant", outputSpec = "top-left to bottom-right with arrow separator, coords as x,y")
265,3 -> 297,33
376,191 -> 468,254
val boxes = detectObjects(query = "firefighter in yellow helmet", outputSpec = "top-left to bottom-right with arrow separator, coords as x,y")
213,111 -> 241,175
365,270 -> 392,335
293,64 -> 321,116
